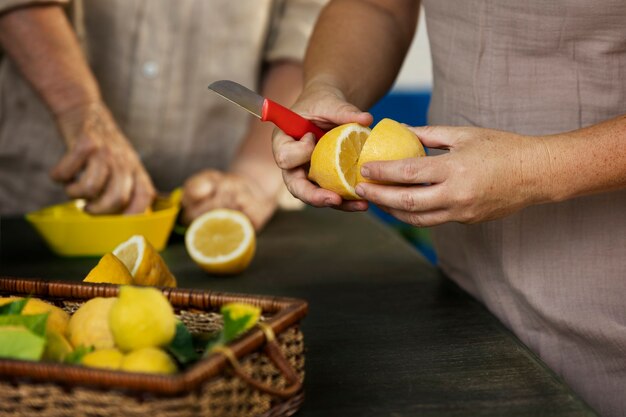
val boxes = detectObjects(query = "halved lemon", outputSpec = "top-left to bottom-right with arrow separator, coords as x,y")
113,235 -> 177,287
185,209 -> 256,275
309,119 -> 425,197
308,123 -> 370,199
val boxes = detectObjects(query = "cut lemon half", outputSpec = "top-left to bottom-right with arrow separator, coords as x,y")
309,119 -> 425,197
356,118 -> 426,184
308,123 -> 371,199
185,209 -> 256,275
113,235 -> 177,287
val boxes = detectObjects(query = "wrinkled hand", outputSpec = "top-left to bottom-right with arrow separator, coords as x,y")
271,83 -> 372,212
50,103 -> 155,214
181,170 -> 276,231
355,126 -> 551,227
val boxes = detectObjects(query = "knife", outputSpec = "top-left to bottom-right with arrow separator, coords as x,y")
208,80 -> 326,141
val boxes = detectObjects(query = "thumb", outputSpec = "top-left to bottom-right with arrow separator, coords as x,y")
408,125 -> 459,150
307,94 -> 373,128
333,100 -> 373,126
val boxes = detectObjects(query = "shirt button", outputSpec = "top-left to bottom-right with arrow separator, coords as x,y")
142,61 -> 159,78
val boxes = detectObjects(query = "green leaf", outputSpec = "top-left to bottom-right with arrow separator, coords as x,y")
206,303 -> 261,354
64,345 -> 94,365
0,313 -> 48,337
0,326 -> 46,361
0,298 -> 29,315
221,303 -> 261,342
166,321 -> 200,365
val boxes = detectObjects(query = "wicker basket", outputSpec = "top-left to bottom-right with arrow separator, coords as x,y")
0,277 -> 307,417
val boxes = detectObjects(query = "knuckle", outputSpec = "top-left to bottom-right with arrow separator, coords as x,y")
400,161 -> 419,182
406,213 -> 424,228
399,191 -> 418,211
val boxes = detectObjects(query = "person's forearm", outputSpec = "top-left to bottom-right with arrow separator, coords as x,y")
0,5 -> 100,116
538,115 -> 626,202
230,61 -> 303,199
304,0 -> 419,109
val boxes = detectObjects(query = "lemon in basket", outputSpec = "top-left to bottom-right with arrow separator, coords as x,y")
81,348 -> 124,370
83,253 -> 134,285
0,297 -> 70,335
113,235 -> 177,287
67,297 -> 117,350
120,347 -> 177,374
185,209 -> 256,275
109,286 -> 176,352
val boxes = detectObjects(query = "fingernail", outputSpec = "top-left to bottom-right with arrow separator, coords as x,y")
355,185 -> 365,196
324,198 -> 335,207
360,166 -> 370,178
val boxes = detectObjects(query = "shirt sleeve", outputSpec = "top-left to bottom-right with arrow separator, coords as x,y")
264,0 -> 328,63
0,0 -> 68,14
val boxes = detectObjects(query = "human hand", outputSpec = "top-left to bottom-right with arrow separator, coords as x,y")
181,170 -> 276,231
354,126 -> 551,227
271,82 -> 372,212
50,103 -> 156,214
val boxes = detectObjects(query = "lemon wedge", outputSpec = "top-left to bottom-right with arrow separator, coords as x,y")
113,235 -> 177,287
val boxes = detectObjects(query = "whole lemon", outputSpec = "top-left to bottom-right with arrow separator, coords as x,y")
81,348 -> 124,370
68,297 -> 117,350
42,331 -> 74,362
0,297 -> 70,335
120,347 -> 177,374
109,286 -> 176,352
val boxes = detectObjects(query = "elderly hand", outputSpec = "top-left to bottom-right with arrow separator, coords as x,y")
272,82 -> 373,212
50,103 -> 156,214
181,170 -> 276,231
355,125 -> 551,227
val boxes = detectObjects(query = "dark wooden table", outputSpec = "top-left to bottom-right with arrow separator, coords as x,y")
0,209 -> 596,416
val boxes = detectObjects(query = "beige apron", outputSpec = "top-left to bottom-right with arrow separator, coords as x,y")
422,1 -> 626,415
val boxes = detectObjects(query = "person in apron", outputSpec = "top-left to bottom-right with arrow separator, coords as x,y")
272,1 -> 626,415
0,0 -> 325,229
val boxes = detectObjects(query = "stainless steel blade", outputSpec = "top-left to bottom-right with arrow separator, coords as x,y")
208,80 -> 264,118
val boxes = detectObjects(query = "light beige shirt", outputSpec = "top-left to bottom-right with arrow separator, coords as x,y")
422,1 -> 626,416
0,0 -> 325,214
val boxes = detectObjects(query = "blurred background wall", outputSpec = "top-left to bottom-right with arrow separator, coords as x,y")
367,11 -> 437,263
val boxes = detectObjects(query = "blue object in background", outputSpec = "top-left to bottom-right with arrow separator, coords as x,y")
367,90 -> 438,264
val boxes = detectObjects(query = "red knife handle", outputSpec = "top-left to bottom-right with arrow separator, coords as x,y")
262,99 -> 326,141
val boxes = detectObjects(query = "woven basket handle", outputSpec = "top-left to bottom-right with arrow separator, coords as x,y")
214,324 -> 302,399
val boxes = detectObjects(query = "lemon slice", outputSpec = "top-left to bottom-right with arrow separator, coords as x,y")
185,209 -> 256,275
113,235 -> 177,287
308,123 -> 371,199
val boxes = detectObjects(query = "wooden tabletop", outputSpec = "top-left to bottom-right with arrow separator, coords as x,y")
0,209 -> 596,416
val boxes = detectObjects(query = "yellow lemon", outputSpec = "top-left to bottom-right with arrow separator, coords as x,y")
81,348 -> 124,370
109,286 -> 176,352
113,235 -> 177,287
185,209 -> 256,275
308,123 -> 371,199
67,297 -> 116,350
83,253 -> 134,285
356,118 -> 426,184
309,119 -> 426,197
42,331 -> 74,362
120,347 -> 177,375
0,297 -> 70,336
